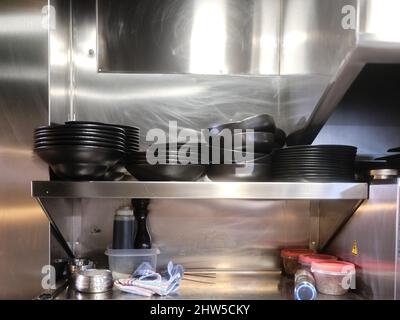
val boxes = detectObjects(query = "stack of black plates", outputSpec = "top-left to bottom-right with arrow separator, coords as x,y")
34,122 -> 128,180
65,121 -> 140,154
272,145 -> 357,182
125,143 -> 207,181
207,114 -> 285,181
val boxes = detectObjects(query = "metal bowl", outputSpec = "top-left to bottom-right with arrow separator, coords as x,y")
74,269 -> 113,293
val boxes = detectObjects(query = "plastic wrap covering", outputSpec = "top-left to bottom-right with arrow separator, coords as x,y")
74,74 -> 280,145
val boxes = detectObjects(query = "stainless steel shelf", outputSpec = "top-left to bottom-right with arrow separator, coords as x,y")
31,181 -> 368,200
45,272 -> 362,300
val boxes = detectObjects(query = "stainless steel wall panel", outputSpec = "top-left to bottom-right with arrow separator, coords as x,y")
65,0 -> 281,142
49,0 -> 73,124
0,0 -> 49,299
327,181 -> 400,299
280,0 -> 357,76
58,199 -> 310,271
97,0 -> 280,76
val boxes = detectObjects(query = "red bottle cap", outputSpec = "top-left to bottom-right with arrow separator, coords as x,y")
281,248 -> 314,258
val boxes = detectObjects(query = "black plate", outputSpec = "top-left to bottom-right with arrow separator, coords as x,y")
273,170 -> 354,176
37,123 -> 125,134
273,161 -> 354,168
273,173 -> 354,179
273,164 -> 354,170
35,140 -> 126,151
273,177 -> 354,182
150,143 -> 206,150
207,163 -> 272,182
65,121 -> 139,132
35,135 -> 126,145
275,145 -> 357,151
35,127 -> 126,137
131,158 -> 203,165
125,164 -> 206,181
273,155 -> 356,162
273,151 -> 357,159
126,146 -> 140,150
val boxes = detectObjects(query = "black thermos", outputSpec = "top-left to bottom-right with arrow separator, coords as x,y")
112,206 -> 135,249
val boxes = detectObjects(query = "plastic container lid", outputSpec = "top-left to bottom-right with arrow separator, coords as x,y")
105,248 -> 160,257
281,248 -> 314,258
115,206 -> 133,216
299,254 -> 337,265
311,260 -> 355,274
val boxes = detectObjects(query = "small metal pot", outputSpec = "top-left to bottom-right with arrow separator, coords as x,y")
74,269 -> 113,293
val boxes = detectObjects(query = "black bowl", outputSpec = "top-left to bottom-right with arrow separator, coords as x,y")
125,164 -> 206,181
209,147 -> 267,164
207,163 -> 272,182
35,145 -> 124,180
209,114 -> 276,134
209,131 -> 276,153
274,128 -> 287,147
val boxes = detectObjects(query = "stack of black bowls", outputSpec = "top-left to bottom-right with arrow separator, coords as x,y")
272,145 -> 357,182
34,121 -> 139,181
207,114 -> 286,181
125,142 -> 207,181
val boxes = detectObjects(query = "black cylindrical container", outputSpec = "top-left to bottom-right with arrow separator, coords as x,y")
112,206 -> 135,249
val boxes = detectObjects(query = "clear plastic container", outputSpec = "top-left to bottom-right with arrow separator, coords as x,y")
311,261 -> 356,296
105,248 -> 160,280
298,254 -> 338,272
280,248 -> 314,276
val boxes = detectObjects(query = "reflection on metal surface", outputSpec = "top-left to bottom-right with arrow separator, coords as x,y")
280,0 -> 357,75
189,0 -> 227,74
362,0 -> 400,42
97,0 -> 280,75
53,272 -> 361,300
327,180 -> 400,299
0,0 -> 49,299
31,181 -> 369,200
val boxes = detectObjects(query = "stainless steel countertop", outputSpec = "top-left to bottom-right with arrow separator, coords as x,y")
53,272 -> 361,300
